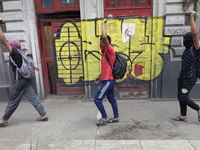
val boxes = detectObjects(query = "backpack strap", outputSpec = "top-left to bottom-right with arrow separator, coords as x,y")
9,56 -> 19,80
190,46 -> 200,78
190,46 -> 195,57
104,51 -> 113,70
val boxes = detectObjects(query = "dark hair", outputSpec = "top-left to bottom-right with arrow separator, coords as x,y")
100,35 -> 111,44
183,32 -> 194,49
184,32 -> 193,41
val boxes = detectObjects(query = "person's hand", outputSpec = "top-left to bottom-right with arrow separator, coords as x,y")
95,76 -> 100,84
190,11 -> 196,18
102,18 -> 107,24
95,75 -> 101,84
0,18 -> 3,24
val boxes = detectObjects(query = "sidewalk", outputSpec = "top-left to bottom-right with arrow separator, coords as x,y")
1,95 -> 200,150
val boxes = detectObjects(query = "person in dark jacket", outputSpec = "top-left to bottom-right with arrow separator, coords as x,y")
0,20 -> 48,127
172,11 -> 200,122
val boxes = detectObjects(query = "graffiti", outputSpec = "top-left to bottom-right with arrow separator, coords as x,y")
122,23 -> 135,43
165,27 -> 190,35
54,21 -> 83,85
134,64 -> 144,77
54,16 -> 170,86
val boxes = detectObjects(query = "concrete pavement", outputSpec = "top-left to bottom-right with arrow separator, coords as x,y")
1,95 -> 200,150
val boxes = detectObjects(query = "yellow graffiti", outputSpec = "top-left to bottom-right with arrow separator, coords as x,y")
54,22 -> 83,85
54,16 -> 170,85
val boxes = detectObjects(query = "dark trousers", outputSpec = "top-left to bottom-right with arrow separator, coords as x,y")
2,78 -> 46,120
178,77 -> 199,116
94,80 -> 119,119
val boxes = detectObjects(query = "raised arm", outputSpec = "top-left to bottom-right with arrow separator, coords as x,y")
102,18 -> 110,50
190,11 -> 200,49
0,19 -> 12,54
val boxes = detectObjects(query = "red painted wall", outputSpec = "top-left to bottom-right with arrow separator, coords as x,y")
35,0 -> 80,14
104,0 -> 153,17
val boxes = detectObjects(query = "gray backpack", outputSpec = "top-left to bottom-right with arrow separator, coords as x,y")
10,52 -> 35,80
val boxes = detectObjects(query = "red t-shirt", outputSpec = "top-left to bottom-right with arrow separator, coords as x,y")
101,45 -> 115,80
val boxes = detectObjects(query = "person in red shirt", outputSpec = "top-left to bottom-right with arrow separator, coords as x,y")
94,18 -> 119,126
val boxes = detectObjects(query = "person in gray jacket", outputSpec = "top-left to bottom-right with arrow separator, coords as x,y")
0,19 -> 48,127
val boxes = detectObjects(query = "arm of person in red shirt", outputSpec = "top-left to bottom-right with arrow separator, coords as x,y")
102,18 -> 110,50
0,19 -> 12,54
190,11 -> 200,49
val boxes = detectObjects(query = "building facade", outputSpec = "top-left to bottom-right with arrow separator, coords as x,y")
0,0 -> 200,100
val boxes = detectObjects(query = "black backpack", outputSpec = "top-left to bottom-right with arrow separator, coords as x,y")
105,51 -> 127,79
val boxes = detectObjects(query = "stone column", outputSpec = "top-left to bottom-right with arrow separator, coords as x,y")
80,0 -> 104,100
23,0 -> 45,99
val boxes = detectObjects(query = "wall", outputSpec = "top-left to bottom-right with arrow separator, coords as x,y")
1,0 -> 200,100
53,0 -> 170,99
152,0 -> 200,100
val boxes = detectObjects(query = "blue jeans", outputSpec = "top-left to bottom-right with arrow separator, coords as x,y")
94,80 -> 119,119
